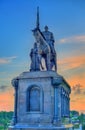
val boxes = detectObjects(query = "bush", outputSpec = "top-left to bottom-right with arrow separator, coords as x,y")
82,124 -> 85,130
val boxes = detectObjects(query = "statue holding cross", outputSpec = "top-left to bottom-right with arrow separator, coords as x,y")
30,7 -> 57,71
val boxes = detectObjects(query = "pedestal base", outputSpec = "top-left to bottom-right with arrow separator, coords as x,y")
10,71 -> 71,130
9,124 -> 67,130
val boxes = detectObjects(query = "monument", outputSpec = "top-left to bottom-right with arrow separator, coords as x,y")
9,7 -> 71,130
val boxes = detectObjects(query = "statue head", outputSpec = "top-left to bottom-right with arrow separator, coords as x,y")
44,25 -> 48,32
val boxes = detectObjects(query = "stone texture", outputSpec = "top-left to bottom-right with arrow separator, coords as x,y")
9,71 -> 71,130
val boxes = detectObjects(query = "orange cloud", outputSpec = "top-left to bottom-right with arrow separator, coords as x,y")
63,73 -> 84,111
0,88 -> 14,111
57,55 -> 85,113
70,91 -> 85,112
57,54 -> 85,88
70,101 -> 85,113
67,74 -> 85,87
58,55 -> 85,72
67,74 -> 85,113
58,35 -> 85,43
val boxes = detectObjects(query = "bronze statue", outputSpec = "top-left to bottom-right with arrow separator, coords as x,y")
30,7 -> 57,71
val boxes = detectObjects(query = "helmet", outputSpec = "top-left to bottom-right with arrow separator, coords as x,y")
44,25 -> 48,30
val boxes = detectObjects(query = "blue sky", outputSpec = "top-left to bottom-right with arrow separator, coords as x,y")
0,0 -> 85,112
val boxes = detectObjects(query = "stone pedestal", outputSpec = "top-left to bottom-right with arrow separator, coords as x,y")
9,71 -> 71,130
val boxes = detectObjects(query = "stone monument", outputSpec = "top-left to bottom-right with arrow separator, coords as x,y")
9,7 -> 71,130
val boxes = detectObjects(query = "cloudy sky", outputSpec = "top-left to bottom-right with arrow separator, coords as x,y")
0,0 -> 85,113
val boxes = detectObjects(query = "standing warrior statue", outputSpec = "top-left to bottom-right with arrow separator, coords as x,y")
30,7 -> 57,71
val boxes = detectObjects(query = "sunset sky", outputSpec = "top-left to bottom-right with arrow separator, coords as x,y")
0,0 -> 85,113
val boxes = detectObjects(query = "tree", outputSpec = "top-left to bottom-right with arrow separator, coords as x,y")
0,111 -> 13,130
78,113 -> 85,124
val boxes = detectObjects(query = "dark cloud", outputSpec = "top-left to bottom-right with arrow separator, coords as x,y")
71,99 -> 76,102
72,84 -> 83,95
0,85 -> 9,92
83,91 -> 85,95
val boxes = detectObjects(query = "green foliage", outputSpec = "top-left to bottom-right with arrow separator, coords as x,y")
73,124 -> 79,128
0,111 -> 13,130
78,113 -> 85,124
0,125 -> 4,130
70,110 -> 79,117
82,124 -> 85,130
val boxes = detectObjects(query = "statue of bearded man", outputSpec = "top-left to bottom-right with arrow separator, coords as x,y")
42,26 -> 56,54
